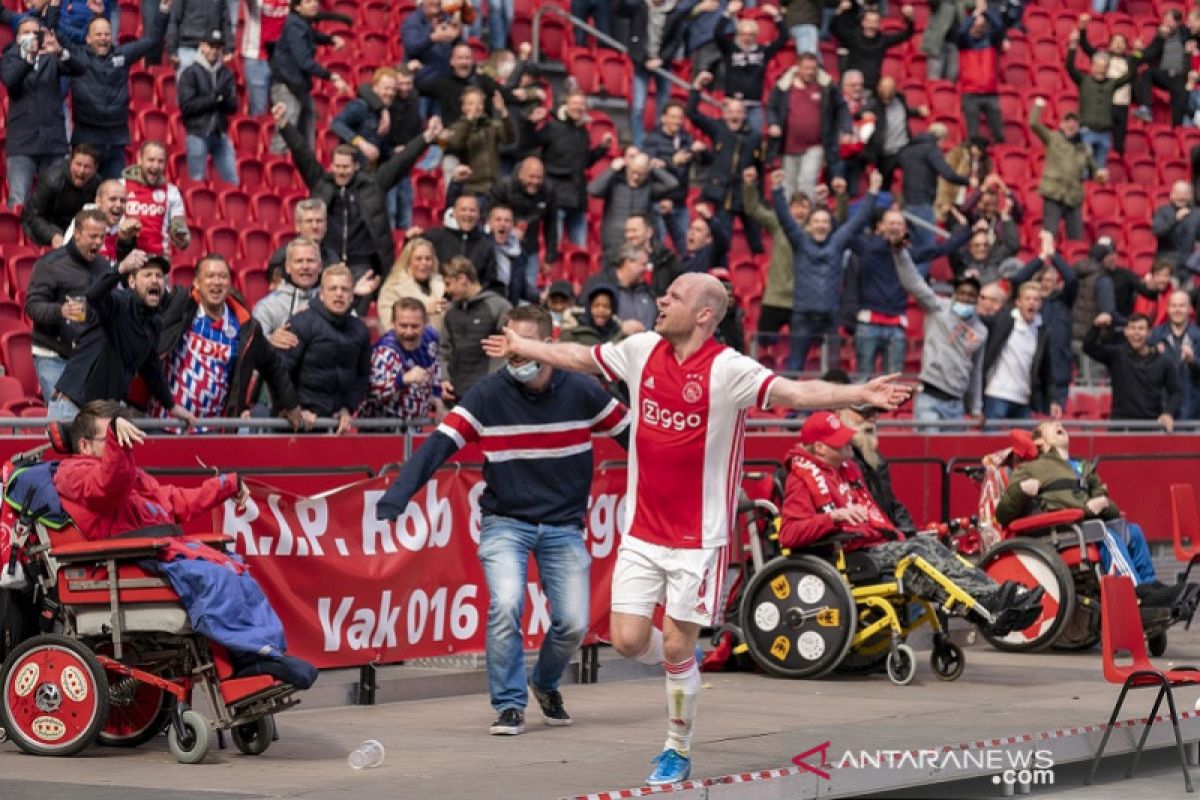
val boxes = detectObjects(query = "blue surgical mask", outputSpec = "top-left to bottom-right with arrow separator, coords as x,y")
507,360 -> 541,383
951,301 -> 976,320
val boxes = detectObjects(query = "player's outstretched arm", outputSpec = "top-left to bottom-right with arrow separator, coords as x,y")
769,373 -> 913,411
482,328 -> 603,375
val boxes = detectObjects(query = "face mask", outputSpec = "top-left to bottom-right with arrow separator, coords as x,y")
951,301 -> 976,320
507,360 -> 541,383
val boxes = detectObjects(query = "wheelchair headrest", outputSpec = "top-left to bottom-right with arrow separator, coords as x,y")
46,422 -> 73,455
1008,429 -> 1038,462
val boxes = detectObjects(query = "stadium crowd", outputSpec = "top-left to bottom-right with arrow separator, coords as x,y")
0,0 -> 1196,430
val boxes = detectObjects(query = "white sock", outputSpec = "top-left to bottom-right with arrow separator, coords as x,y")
633,627 -> 665,666
663,656 -> 701,756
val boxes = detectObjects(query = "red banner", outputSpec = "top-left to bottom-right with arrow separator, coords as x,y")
216,467 -> 629,669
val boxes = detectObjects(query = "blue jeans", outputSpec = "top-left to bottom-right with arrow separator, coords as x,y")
186,133 -> 239,185
654,204 -> 690,255
1080,128 -> 1112,168
48,394 -> 79,421
6,154 -> 60,208
558,208 -> 588,248
87,142 -> 127,180
1091,0 -> 1119,11
914,391 -> 965,433
488,0 -> 513,50
790,24 -> 819,59
244,57 -> 272,117
854,322 -> 905,375
631,66 -> 669,149
1100,522 -> 1157,583
744,104 -> 764,137
787,311 -> 839,372
477,515 -> 591,712
174,46 -> 199,74
33,354 -> 66,406
571,0 -> 610,45
982,395 -> 1031,420
389,176 -> 413,230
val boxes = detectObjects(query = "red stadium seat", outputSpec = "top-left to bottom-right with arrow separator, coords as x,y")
1126,224 -> 1156,256
564,47 -> 600,95
597,52 -> 632,98
1120,187 -> 1152,221
130,70 -> 156,104
137,107 -> 174,145
360,32 -> 391,63
237,267 -> 271,307
0,211 -> 21,246
217,187 -> 251,222
268,160 -> 303,192
538,15 -> 571,61
252,193 -> 287,228
1087,187 -> 1119,219
232,118 -> 265,158
1128,158 -> 1157,186
207,225 -> 240,262
1160,159 -> 1190,186
170,264 -> 195,289
240,228 -> 274,268
7,251 -> 37,298
237,158 -> 266,190
185,186 -> 220,223
0,330 -> 38,399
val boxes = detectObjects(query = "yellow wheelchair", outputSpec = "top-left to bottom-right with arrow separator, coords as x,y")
735,520 -> 990,686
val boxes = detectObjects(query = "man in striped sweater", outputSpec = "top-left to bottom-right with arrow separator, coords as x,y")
377,305 -> 630,737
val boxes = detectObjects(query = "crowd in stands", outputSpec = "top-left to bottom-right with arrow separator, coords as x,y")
2,0 -> 1200,431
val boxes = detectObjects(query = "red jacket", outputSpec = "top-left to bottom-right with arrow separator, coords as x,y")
778,444 -> 899,550
53,425 -> 239,541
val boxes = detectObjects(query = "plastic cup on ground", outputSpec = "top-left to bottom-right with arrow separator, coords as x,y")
348,739 -> 385,770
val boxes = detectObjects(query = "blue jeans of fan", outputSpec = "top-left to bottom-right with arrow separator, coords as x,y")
186,133 -> 239,185
854,322 -> 906,376
477,515 -> 591,712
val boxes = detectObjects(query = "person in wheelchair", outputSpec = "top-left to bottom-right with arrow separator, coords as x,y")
995,420 -> 1187,611
47,400 -> 317,688
779,411 -> 1044,636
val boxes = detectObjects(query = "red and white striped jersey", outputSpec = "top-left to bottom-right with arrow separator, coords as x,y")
593,332 -> 777,550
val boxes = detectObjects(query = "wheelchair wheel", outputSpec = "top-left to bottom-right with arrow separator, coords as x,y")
930,638 -> 965,682
99,676 -> 175,748
231,715 -> 274,756
167,708 -> 211,764
0,634 -> 110,756
886,643 -> 917,686
738,556 -> 857,679
978,539 -> 1075,653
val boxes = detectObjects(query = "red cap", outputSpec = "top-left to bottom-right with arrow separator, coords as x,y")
800,411 -> 855,448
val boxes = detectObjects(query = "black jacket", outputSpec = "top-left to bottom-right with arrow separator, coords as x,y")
68,13 -> 167,146
269,11 -> 332,97
166,0 -> 232,54
55,268 -> 173,408
282,122 -> 429,275
158,289 -> 298,415
329,84 -> 421,166
864,90 -> 918,164
25,240 -> 110,358
534,108 -> 609,211
1,44 -> 82,156
22,160 -> 100,246
854,448 -> 916,534
416,68 -> 500,127
1084,327 -> 1181,419
831,8 -> 914,88
687,88 -> 764,210
426,225 -> 500,292
981,310 -> 1056,414
439,289 -> 511,399
765,74 -> 846,173
484,176 -> 559,262
643,124 -> 696,205
276,298 -> 371,416
177,59 -> 237,137
896,133 -> 968,206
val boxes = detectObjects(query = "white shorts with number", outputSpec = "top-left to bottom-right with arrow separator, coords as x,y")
610,535 -> 727,627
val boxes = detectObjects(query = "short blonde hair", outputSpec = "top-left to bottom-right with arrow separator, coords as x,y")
321,263 -> 352,285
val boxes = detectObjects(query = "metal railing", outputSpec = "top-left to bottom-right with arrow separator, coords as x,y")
530,4 -> 721,108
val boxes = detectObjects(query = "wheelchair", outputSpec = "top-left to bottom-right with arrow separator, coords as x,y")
724,476 -> 984,686
0,429 -> 303,762
957,432 -> 1199,657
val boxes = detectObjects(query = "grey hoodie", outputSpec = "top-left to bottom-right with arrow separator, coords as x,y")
893,249 -> 988,413
252,281 -> 318,337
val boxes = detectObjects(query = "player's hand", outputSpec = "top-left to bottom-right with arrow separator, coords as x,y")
112,417 -> 146,448
482,328 -> 524,360
856,373 -> 911,410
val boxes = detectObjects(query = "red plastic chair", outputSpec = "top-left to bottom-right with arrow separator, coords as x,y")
207,226 -> 240,262
170,264 -> 195,289
597,52 -> 631,98
564,47 -> 600,95
239,227 -> 274,268
185,186 -> 220,223
219,189 -> 252,223
0,210 -> 23,246
251,193 -> 287,228
0,330 -> 38,399
237,158 -> 266,191
1085,575 -> 1200,792
1170,484 -> 1200,585
0,375 -> 28,407
237,266 -> 271,307
232,118 -> 264,158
